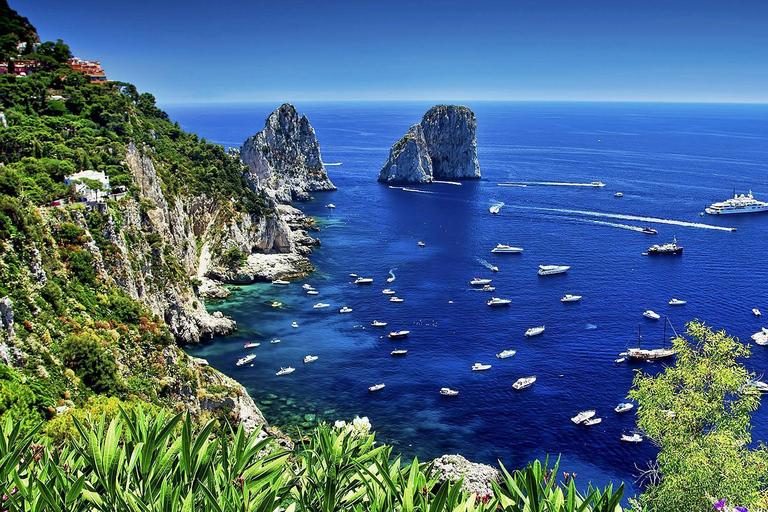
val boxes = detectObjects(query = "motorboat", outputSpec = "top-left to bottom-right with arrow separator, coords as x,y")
390,349 -> 408,356
615,402 -> 634,413
487,297 -> 511,307
669,298 -> 687,305
496,349 -> 517,359
571,410 -> 596,425
271,301 -> 282,308
244,342 -> 260,349
591,181 -> 606,187
561,294 -> 582,302
583,418 -> 602,426
471,363 -> 492,371
390,296 -> 404,303
339,306 -> 353,313
627,322 -> 676,360
371,320 -> 387,327
388,330 -> 410,339
705,191 -> 768,215
303,355 -> 318,363
313,303 -> 330,309
642,227 -> 658,234
491,244 -> 523,254
302,284 -> 313,290
643,310 -> 660,320
469,278 -> 493,286
614,192 -> 623,197
276,366 -> 295,376
647,236 -> 683,255
525,326 -> 545,337
491,266 -> 499,272
440,387 -> 459,396
537,265 -> 570,276
746,380 -> 768,393
270,338 -> 281,344
307,290 -> 319,295
354,277 -> 373,284
418,241 -> 426,247
387,276 -> 395,283
236,354 -> 256,366
481,285 -> 496,292
751,328 -> 768,346
325,203 -> 336,209
349,273 -> 357,277
615,357 -> 626,363
489,204 -> 501,214
382,289 -> 396,295
271,279 -> 290,285
369,383 -> 385,392
291,321 -> 299,328
621,433 -> 644,443
512,376 -> 536,390
753,308 -> 762,316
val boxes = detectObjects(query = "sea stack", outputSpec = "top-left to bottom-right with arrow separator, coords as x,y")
241,103 -> 336,202
378,105 -> 480,184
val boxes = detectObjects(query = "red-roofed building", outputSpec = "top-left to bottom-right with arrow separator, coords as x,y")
68,58 -> 107,83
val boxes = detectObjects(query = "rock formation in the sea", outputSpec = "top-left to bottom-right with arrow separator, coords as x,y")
378,105 -> 481,184
241,103 -> 336,202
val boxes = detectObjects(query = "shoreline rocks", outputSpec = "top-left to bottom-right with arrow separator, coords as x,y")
431,454 -> 501,497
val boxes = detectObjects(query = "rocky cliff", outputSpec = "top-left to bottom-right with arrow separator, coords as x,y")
378,105 -> 481,184
241,104 -> 336,203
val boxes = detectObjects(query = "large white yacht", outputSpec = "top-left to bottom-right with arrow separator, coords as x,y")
537,265 -> 570,276
705,191 -> 768,215
491,244 -> 523,254
487,297 -> 512,307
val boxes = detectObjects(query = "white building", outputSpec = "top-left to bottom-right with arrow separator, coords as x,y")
64,170 -> 110,202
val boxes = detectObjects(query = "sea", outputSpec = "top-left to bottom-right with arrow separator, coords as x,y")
166,101 -> 768,498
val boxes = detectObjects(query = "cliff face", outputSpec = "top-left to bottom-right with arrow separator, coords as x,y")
378,105 -> 481,184
241,104 -> 336,203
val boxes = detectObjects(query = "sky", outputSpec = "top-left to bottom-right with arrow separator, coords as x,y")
14,0 -> 768,104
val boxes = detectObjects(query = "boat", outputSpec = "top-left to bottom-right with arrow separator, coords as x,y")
669,298 -> 687,305
621,433 -> 644,443
313,303 -> 330,309
591,181 -> 606,187
489,204 -> 501,214
302,284 -> 313,290
387,276 -> 395,283
513,376 -> 536,390
481,284 -> 496,292
382,289 -> 396,295
303,355 -> 318,363
746,380 -> 768,393
271,279 -> 290,285
615,402 -> 634,413
561,294 -> 582,302
291,321 -> 299,328
487,297 -> 511,307
753,308 -> 762,316
391,349 -> 408,356
491,244 -> 523,254
371,320 -> 387,327
642,227 -> 658,234
325,203 -> 336,209
491,266 -> 499,272
469,278 -> 492,286
270,338 -> 281,344
307,290 -> 319,295
339,306 -> 353,313
354,277 -> 373,284
368,383 -> 385,392
705,190 -> 768,215
627,321 -> 677,360
236,354 -> 256,366
349,273 -> 357,277
615,357 -> 626,363
571,410 -> 596,424
418,241 -> 426,247
496,349 -> 517,359
643,310 -> 660,320
388,330 -> 410,339
471,363 -> 492,371
271,301 -> 282,308
614,192 -> 624,197
276,366 -> 295,376
390,296 -> 404,303
751,328 -> 768,346
244,342 -> 260,349
525,326 -> 545,337
537,265 -> 570,276
440,387 -> 459,396
583,418 -> 602,426
648,236 -> 683,255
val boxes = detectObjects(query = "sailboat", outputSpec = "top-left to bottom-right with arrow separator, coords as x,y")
626,317 -> 676,360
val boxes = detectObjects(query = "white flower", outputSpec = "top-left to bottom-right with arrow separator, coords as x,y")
352,416 -> 371,433
334,420 -> 347,428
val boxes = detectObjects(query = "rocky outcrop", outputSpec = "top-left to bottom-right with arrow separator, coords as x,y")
378,105 -> 480,184
0,297 -> 14,340
241,104 -> 336,203
431,454 -> 501,497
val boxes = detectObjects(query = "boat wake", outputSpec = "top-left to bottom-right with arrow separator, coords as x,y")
585,324 -> 598,330
324,162 -> 343,166
501,181 -> 604,187
388,269 -> 396,282
497,183 -> 527,187
433,180 -> 462,186
402,187 -> 436,194
477,258 -> 496,271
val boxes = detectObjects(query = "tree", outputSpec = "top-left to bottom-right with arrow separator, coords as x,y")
629,321 -> 768,511
35,39 -> 71,63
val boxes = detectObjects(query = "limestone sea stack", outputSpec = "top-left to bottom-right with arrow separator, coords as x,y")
378,105 -> 481,184
241,104 -> 336,202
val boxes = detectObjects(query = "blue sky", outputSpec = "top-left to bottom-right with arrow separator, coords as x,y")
16,0 -> 768,104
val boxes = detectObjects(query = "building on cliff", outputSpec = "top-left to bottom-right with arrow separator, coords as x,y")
68,57 -> 107,83
64,170 -> 110,202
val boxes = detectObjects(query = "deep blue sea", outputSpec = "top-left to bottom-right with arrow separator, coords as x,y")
166,101 -> 768,498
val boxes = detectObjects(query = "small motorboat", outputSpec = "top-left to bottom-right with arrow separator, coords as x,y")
615,402 -> 634,413
387,276 -> 395,283
382,289 -> 396,295
469,278 -> 493,286
615,357 -> 626,363
388,330 -> 410,339
349,273 -> 358,277
354,277 -> 373,284
513,376 -> 536,390
471,363 -> 492,371
583,418 -> 602,426
307,290 -> 319,295
751,328 -> 768,346
753,308 -> 762,317
669,298 -> 687,305
496,349 -> 517,359
369,383 -> 385,392
236,354 -> 256,366
525,326 -> 545,337
418,241 -> 426,247
291,321 -> 299,328
489,204 -> 502,214
302,284 -> 313,290
371,320 -> 387,327
561,294 -> 582,303
491,266 -> 499,272
391,349 -> 408,356
339,306 -> 353,313
571,410 -> 596,425
440,387 -> 459,396
244,342 -> 260,349
271,280 -> 290,285
313,303 -> 330,309
271,301 -> 282,308
325,204 -> 336,209
276,366 -> 295,376
481,285 -> 496,292
270,339 -> 281,344
303,355 -> 318,363
614,192 -> 624,198
487,297 -> 511,307
643,310 -> 660,320
390,296 -> 404,303
621,433 -> 644,443
642,227 -> 658,234
591,181 -> 606,187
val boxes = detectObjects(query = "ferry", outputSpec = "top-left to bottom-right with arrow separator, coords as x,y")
648,236 -> 683,255
537,265 -> 570,276
705,191 -> 768,215
491,244 -> 523,254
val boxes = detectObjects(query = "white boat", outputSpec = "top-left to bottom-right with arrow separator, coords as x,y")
236,354 -> 256,366
643,310 -> 660,320
627,323 -> 676,360
496,349 -> 517,359
491,244 -> 523,254
271,301 -> 282,308
591,181 -> 606,187
303,355 -> 318,363
513,376 -> 536,390
669,298 -> 687,305
302,284 -> 313,290
369,383 -> 385,392
276,367 -> 295,376
271,279 -> 290,285
291,321 -> 299,328
751,328 -> 768,346
753,308 -> 762,316
325,203 -> 336,209
349,273 -> 358,277
440,387 -> 459,396
489,204 -> 502,214
471,362 -> 492,371
313,303 -> 330,309
418,241 -> 426,247
491,266 -> 499,272
391,349 -> 408,356
388,330 -> 410,339
571,410 -> 596,424
339,306 -> 353,313
469,278 -> 493,286
615,357 -> 626,363
382,289 -> 396,295
487,297 -> 511,307
525,326 -> 545,337
390,296 -> 404,303
746,380 -> 768,393
307,290 -> 319,295
561,294 -> 582,302
537,265 -> 570,276
648,236 -> 683,255
354,277 -> 373,284
270,338 -> 281,344
371,320 -> 387,327
615,402 -> 634,413
621,433 -> 644,443
244,342 -> 260,349
583,418 -> 602,426
481,285 -> 496,292
387,276 -> 395,283
614,192 -> 624,197
705,191 -> 768,215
